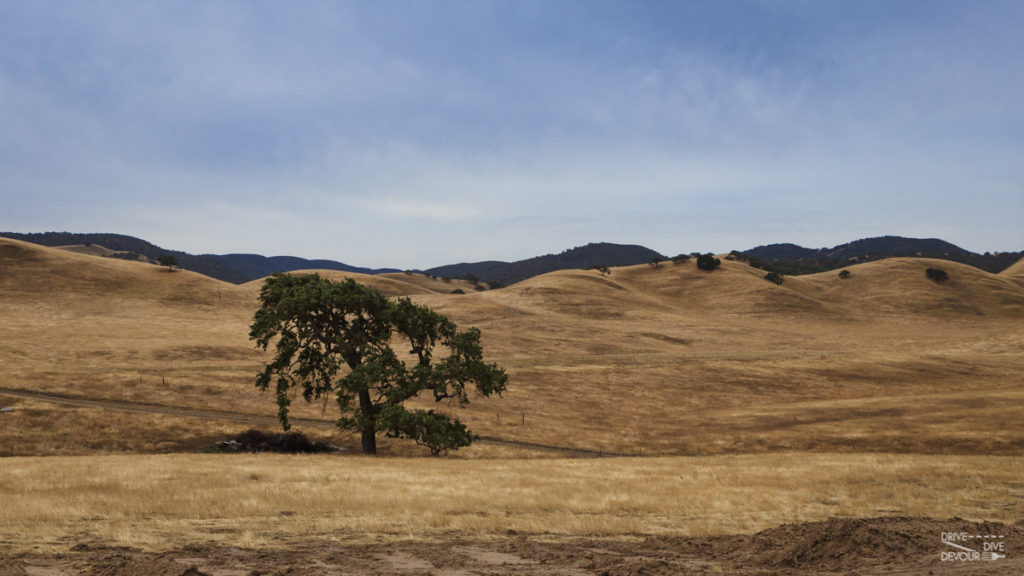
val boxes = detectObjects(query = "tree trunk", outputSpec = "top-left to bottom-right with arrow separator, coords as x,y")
358,389 -> 377,455
361,428 -> 377,455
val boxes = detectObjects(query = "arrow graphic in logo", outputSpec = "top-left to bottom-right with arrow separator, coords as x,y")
942,541 -> 977,554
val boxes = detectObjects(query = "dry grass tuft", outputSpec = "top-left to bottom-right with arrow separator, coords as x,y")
0,453 -> 1020,553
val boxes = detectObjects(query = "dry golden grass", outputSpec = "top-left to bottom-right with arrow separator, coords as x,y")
241,268 -> 483,298
0,452 -> 1021,553
0,396 -> 245,456
1001,255 -> 1024,283
0,235 -> 1019,455
2,238 -> 1023,557
1,237 -> 1023,457
378,270 -> 489,294
54,243 -> 128,258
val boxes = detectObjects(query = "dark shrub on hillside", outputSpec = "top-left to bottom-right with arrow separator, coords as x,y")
764,272 -> 784,285
671,254 -> 691,264
696,253 -> 721,271
203,429 -> 337,454
451,288 -> 466,294
926,267 -> 949,283
728,250 -> 750,262
838,269 -> 851,279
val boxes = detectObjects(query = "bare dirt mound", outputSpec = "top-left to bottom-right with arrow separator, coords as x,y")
725,516 -> 1018,572
89,552 -> 209,576
3,517 -> 1020,575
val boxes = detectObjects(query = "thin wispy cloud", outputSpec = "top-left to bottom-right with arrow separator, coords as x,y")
1,1 -> 1021,267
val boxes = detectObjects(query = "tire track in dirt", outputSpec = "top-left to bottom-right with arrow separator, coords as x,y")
0,387 -> 624,457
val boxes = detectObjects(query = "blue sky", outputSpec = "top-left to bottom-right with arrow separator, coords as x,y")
2,1 -> 1021,268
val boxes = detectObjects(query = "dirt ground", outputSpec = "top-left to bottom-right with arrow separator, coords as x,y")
2,517 -> 1020,576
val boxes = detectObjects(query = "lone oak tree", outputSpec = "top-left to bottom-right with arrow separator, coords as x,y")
249,273 -> 508,455
157,254 -> 178,271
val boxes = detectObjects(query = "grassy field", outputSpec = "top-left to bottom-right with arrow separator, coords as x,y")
1,237 -> 1024,559
2,452 -> 1021,553
3,237 -> 1022,457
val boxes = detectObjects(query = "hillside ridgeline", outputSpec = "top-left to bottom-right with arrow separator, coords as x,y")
2,237 -> 1023,458
743,235 -> 1022,275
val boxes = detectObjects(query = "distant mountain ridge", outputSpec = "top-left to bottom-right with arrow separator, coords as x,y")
202,254 -> 399,283
743,235 -> 1022,275
3,232 -> 1020,286
0,232 -> 249,283
0,232 -> 396,284
425,242 -> 667,286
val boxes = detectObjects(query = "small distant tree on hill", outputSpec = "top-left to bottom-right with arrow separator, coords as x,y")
671,254 -> 691,264
591,265 -> 611,276
696,253 -> 721,271
157,255 -> 178,271
926,267 -> 949,283
250,274 -> 508,455
838,269 -> 851,279
649,257 -> 663,268
764,272 -> 784,285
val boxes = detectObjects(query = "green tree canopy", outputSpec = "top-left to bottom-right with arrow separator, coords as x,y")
249,273 -> 508,455
157,254 -> 178,270
696,253 -> 721,271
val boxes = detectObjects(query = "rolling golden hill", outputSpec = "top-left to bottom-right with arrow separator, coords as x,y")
1,237 -> 1022,457
240,268 -> 482,298
54,243 -> 149,261
1000,255 -> 1024,283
